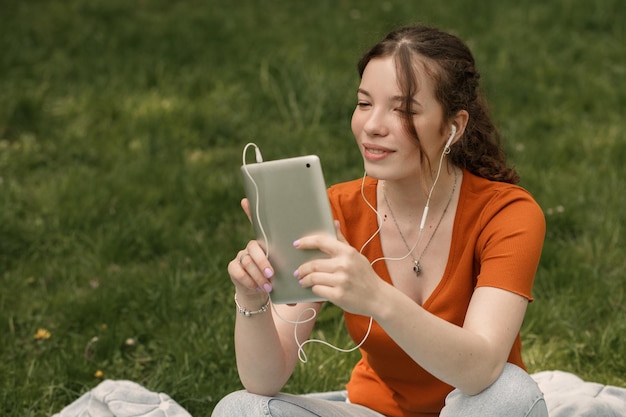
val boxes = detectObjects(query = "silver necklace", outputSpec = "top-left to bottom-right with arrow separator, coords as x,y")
383,169 -> 458,276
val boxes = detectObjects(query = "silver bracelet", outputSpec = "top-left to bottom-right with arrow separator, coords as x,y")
234,294 -> 271,317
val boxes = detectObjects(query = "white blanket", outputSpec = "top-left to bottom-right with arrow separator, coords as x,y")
53,371 -> 626,416
533,371 -> 626,417
51,380 -> 191,417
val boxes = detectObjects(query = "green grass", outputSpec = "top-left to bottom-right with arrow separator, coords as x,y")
1,0 -> 624,415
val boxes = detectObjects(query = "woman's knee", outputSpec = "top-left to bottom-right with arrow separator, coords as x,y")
212,390 -> 269,417
441,364 -> 548,417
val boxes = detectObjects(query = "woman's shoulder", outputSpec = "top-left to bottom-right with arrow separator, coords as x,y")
327,177 -> 378,226
463,170 -> 540,205
327,176 -> 376,202
462,170 -> 545,231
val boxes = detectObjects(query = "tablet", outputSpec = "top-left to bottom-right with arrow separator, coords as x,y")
240,155 -> 335,304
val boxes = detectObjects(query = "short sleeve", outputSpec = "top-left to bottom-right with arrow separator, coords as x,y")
474,189 -> 546,301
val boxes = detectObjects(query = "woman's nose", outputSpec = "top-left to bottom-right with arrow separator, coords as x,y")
363,109 -> 390,137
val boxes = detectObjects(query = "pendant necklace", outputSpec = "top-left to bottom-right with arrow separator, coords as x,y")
383,169 -> 458,277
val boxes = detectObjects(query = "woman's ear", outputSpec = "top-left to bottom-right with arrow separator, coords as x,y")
450,109 -> 469,144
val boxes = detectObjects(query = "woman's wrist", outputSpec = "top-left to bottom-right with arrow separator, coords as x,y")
234,292 -> 271,317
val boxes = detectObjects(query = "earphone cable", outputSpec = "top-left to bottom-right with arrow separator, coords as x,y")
242,143 -> 270,260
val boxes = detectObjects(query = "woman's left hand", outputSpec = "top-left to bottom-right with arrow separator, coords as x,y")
294,221 -> 388,316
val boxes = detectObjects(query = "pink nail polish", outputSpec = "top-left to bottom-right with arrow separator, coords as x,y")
293,269 -> 299,279
264,268 -> 273,278
263,283 -> 272,293
293,239 -> 300,247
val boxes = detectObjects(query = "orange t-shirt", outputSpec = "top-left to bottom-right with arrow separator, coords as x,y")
326,170 -> 546,417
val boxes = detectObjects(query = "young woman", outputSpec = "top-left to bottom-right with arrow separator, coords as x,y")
213,24 -> 548,417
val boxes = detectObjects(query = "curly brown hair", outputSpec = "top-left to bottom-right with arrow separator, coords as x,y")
357,25 -> 519,184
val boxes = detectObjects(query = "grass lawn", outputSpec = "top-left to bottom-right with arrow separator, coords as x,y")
1,0 -> 624,415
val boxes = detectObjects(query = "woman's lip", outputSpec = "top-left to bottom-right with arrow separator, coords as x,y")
363,143 -> 394,161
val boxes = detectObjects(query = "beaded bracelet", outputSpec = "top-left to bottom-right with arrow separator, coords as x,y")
234,294 -> 271,317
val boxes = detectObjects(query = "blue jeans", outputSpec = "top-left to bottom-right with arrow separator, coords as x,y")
211,363 -> 548,417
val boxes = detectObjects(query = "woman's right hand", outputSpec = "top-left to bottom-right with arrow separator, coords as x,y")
227,198 -> 275,297
228,240 -> 274,296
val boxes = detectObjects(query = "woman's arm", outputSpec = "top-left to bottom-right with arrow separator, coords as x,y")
231,288 -> 321,395
372,284 -> 527,395
228,198 -> 321,395
295,234 -> 527,394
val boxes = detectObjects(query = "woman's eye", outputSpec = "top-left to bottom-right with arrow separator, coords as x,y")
394,106 -> 418,116
394,107 -> 417,115
357,101 -> 371,108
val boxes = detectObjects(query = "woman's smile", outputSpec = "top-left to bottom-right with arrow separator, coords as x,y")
362,143 -> 394,161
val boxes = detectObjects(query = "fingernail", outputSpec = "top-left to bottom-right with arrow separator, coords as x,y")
293,239 -> 300,247
293,269 -> 299,279
263,283 -> 272,293
264,268 -> 273,278
298,279 -> 304,287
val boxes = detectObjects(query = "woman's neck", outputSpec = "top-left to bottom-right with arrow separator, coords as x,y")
379,165 -> 459,217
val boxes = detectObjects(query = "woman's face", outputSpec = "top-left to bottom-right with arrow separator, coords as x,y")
351,56 -> 446,181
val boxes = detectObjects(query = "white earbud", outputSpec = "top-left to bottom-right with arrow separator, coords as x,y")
444,125 -> 457,153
